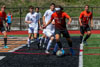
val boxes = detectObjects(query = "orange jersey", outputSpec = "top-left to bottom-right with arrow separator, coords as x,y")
51,11 -> 70,30
79,11 -> 92,25
0,11 -> 7,27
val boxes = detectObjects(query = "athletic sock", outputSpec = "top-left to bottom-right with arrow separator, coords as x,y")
80,35 -> 83,43
53,43 -> 58,52
57,41 -> 62,49
40,37 -> 44,46
27,38 -> 31,46
68,41 -> 72,47
46,40 -> 52,50
84,35 -> 91,41
4,38 -> 7,46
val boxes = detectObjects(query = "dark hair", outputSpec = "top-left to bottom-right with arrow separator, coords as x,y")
50,3 -> 55,6
1,5 -> 6,8
29,5 -> 34,9
35,7 -> 39,10
56,5 -> 63,10
85,5 -> 89,8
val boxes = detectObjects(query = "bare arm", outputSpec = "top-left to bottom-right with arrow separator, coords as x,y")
67,17 -> 72,24
79,18 -> 83,26
90,18 -> 93,28
43,16 -> 46,26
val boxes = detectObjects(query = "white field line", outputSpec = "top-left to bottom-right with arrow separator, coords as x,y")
78,43 -> 84,67
8,44 -> 26,52
0,56 -> 6,60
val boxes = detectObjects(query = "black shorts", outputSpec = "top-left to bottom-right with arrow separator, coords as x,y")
8,23 -> 11,25
0,26 -> 6,33
55,29 -> 70,38
80,25 -> 91,34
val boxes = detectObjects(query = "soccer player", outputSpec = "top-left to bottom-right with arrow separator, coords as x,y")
0,5 -> 8,48
25,6 -> 40,48
35,7 -> 42,38
39,3 -> 55,49
6,11 -> 13,32
43,5 -> 75,55
79,5 -> 93,45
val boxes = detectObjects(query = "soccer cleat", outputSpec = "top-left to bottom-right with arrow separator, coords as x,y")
70,48 -> 75,56
83,41 -> 88,46
45,50 -> 50,54
4,45 -> 8,48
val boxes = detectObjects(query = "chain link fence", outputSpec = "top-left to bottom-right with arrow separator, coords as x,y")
5,7 -> 100,30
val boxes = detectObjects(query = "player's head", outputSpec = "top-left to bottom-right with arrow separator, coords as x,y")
8,11 -> 11,15
55,5 -> 63,14
50,3 -> 55,11
35,7 -> 39,13
1,5 -> 6,12
85,5 -> 89,12
29,6 -> 34,13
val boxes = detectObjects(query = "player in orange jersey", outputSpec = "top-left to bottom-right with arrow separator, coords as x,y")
79,5 -> 93,45
0,5 -> 8,48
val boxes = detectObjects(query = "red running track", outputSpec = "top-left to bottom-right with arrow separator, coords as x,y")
0,30 -> 100,35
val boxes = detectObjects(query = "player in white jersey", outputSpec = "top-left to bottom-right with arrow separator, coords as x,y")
35,7 -> 42,38
40,3 -> 56,54
25,6 -> 40,47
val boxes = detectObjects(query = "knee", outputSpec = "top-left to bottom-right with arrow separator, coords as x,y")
87,32 -> 91,35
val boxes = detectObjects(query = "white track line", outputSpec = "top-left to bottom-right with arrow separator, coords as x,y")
0,56 -> 5,60
78,43 -> 84,67
8,44 -> 26,52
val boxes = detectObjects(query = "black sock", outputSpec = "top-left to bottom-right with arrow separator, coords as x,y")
4,38 -> 7,46
68,41 -> 72,47
84,35 -> 91,41
57,41 -> 62,49
80,35 -> 83,43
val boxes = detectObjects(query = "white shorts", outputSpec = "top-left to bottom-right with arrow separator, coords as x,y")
28,27 -> 38,33
43,29 -> 55,37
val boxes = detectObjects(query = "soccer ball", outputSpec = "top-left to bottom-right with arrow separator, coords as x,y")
56,50 -> 65,56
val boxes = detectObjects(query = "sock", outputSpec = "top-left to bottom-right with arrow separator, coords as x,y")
80,35 -> 83,43
84,35 -> 91,41
46,40 -> 52,50
44,38 -> 47,44
68,41 -> 72,47
40,37 -> 44,46
27,38 -> 31,46
4,38 -> 7,46
57,41 -> 62,49
53,43 -> 58,53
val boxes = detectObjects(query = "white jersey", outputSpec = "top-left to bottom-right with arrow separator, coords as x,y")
44,9 -> 55,30
36,12 -> 42,20
25,12 -> 39,28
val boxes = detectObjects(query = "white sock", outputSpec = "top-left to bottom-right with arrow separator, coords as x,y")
44,38 -> 47,44
46,40 -> 52,50
27,39 -> 31,47
40,37 -> 43,44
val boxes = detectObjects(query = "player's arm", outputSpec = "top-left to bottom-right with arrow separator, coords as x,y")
64,13 -> 72,25
42,16 -> 46,26
25,14 -> 32,24
79,12 -> 83,26
43,14 -> 54,28
43,19 -> 52,28
90,14 -> 93,29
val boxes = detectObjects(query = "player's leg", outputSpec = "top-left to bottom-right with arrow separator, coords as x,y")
63,30 -> 75,55
27,28 -> 33,47
45,31 -> 54,54
1,27 -> 8,48
45,36 -> 54,54
80,26 -> 85,44
83,26 -> 91,45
